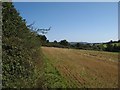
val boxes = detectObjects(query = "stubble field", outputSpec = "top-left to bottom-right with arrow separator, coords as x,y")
41,47 -> 118,88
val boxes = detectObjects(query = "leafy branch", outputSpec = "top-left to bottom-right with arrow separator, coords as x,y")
27,22 -> 51,34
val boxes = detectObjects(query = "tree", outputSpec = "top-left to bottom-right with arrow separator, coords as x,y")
46,40 -> 49,43
118,40 -> 120,43
27,22 -> 51,35
75,43 -> 80,48
92,44 -> 99,50
59,40 -> 69,46
54,40 -> 57,43
108,40 -> 113,44
105,44 -> 113,51
36,35 -> 47,45
40,35 -> 47,41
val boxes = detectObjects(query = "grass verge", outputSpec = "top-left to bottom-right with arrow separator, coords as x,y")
41,52 -> 69,88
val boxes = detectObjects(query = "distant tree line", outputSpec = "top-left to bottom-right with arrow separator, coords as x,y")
40,37 -> 120,52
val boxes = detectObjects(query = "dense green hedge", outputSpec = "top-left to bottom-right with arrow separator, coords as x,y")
2,2 -> 42,88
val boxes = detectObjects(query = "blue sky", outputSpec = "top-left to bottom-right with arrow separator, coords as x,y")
13,2 -> 118,43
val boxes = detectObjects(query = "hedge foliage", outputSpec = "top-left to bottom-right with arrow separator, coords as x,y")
2,2 -> 42,88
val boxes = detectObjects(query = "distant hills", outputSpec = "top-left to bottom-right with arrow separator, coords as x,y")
69,42 -> 88,45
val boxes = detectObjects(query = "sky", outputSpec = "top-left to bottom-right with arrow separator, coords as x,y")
13,2 -> 118,43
